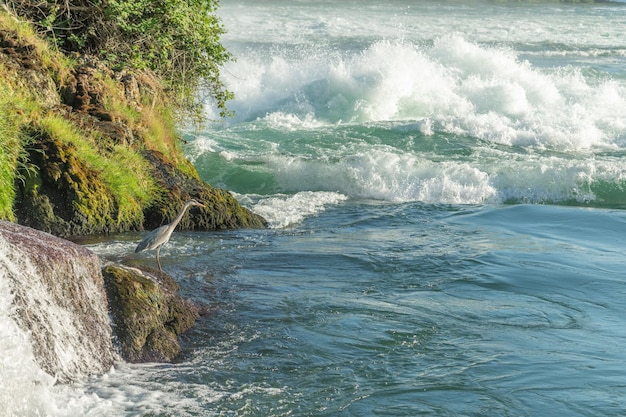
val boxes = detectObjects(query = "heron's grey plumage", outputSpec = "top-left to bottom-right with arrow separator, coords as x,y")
135,199 -> 206,271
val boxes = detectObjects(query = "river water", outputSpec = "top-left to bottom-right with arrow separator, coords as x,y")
4,1 -> 626,416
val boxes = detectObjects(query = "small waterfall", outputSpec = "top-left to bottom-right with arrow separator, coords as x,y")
0,220 -> 117,414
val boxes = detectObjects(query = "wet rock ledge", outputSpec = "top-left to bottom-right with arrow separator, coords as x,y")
0,221 -> 203,380
0,220 -> 116,382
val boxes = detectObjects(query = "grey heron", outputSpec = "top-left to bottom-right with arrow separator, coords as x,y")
135,199 -> 206,271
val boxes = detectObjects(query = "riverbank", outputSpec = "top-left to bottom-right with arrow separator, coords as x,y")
0,3 -> 265,388
0,8 -> 265,236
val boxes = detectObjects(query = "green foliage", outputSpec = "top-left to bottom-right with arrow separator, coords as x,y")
104,0 -> 233,120
5,0 -> 233,122
4,1 -> 105,53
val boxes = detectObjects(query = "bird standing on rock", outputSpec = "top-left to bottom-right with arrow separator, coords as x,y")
135,199 -> 206,271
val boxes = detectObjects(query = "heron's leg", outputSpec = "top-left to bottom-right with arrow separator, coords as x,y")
156,246 -> 162,272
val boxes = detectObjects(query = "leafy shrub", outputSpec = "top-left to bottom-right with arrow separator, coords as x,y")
4,0 -> 233,121
105,0 -> 233,120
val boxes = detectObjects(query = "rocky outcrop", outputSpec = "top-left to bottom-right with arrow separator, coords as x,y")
142,150 -> 267,231
102,263 -> 203,363
0,220 -> 117,382
1,17 -> 266,237
0,220 -> 205,381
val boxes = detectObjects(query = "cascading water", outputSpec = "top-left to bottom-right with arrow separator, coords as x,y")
0,221 -> 118,416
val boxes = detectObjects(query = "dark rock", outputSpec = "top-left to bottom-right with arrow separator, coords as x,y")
102,263 -> 201,363
60,63 -> 104,113
144,327 -> 181,362
118,71 -> 142,111
142,149 -> 268,231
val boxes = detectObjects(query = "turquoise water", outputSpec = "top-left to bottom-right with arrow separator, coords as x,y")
5,1 -> 626,416
78,203 -> 626,416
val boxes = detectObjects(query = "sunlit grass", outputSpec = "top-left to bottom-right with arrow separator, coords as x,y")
37,115 -> 155,224
0,60 -> 39,221
141,103 -> 199,179
0,9 -> 199,229
0,84 -> 18,221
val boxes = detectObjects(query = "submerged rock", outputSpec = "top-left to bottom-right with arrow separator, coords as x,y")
102,263 -> 200,363
0,221 -> 117,383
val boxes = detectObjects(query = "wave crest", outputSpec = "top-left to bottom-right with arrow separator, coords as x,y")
214,35 -> 626,151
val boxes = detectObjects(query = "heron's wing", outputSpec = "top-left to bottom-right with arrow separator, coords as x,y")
135,225 -> 169,253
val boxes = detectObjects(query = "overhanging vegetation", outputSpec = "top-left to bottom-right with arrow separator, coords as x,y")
3,0 -> 233,121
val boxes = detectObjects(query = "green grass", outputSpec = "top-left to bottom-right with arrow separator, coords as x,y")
0,9 -> 204,230
38,115 -> 155,224
0,61 -> 37,221
0,86 -> 18,221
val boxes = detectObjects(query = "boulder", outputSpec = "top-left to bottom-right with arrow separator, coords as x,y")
102,263 -> 201,363
142,149 -> 268,231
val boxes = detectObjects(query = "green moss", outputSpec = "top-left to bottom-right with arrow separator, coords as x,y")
103,264 -> 167,360
144,328 -> 181,360
18,131 -> 109,235
34,115 -> 154,230
102,263 -> 199,362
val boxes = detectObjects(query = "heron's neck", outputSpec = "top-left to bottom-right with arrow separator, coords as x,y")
171,202 -> 193,228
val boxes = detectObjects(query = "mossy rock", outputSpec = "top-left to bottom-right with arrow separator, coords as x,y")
143,327 -> 181,362
102,263 -> 200,363
15,128 -> 266,236
142,149 -> 267,231
15,131 -> 138,236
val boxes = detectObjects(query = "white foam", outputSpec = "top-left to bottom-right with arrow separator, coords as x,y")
264,112 -> 326,130
259,150 -> 497,205
244,191 -> 348,229
215,32 -> 626,151
196,1 -> 626,208
215,133 -> 626,207
0,258 -> 54,416
186,135 -> 221,163
70,363 -> 227,417
193,30 -> 626,205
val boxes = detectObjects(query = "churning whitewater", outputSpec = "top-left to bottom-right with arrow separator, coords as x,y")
190,3 -> 626,222
3,1 -> 626,416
